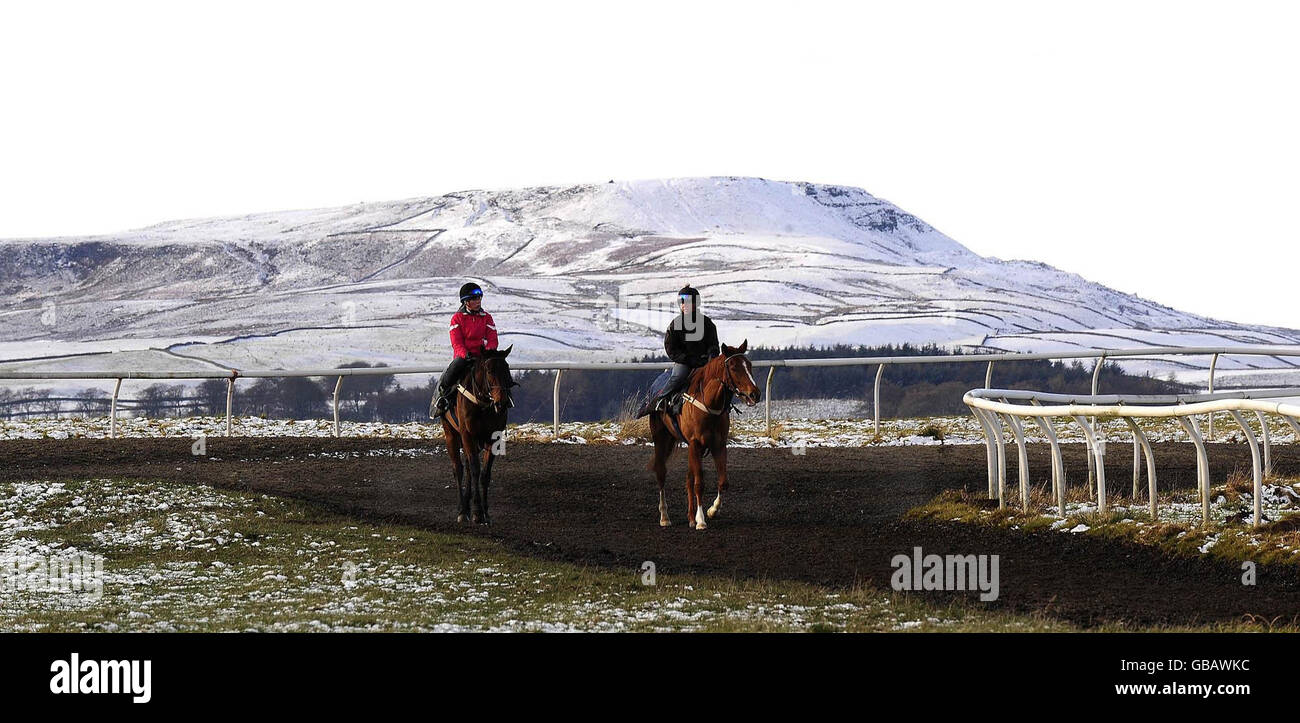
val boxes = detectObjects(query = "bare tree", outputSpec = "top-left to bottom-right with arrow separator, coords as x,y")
73,388 -> 110,416
197,379 -> 229,416
136,383 -> 187,418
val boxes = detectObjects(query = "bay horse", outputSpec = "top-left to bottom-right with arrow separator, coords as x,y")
435,345 -> 516,524
647,340 -> 761,530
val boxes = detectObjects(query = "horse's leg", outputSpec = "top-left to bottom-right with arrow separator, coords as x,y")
464,436 -> 484,524
707,442 -> 727,519
649,416 -> 675,527
687,441 -> 706,530
442,419 -> 468,523
479,445 -> 495,526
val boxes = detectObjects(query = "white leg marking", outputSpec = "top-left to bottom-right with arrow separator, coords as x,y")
707,493 -> 721,519
695,503 -> 707,529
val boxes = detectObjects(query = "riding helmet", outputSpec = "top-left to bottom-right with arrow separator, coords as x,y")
459,282 -> 483,302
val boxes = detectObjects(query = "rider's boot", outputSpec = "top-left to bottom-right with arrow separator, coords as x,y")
433,385 -> 450,415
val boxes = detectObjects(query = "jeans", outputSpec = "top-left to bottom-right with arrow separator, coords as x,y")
658,363 -> 692,401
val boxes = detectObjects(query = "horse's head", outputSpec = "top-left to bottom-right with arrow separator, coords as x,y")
478,345 -> 517,413
720,339 -> 760,407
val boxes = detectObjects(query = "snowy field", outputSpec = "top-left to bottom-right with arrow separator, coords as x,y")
6,410 -> 1298,631
0,477 -> 1040,632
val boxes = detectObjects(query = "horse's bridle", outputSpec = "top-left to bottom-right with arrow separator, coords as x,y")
675,353 -> 758,416
461,358 -> 516,412
721,353 -> 757,404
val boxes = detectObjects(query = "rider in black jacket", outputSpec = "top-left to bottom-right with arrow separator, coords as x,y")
647,284 -> 720,413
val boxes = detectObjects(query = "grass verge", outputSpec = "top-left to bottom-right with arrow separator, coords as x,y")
2,476 -> 1082,632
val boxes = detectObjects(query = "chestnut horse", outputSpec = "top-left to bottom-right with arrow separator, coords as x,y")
436,345 -> 516,524
647,340 -> 761,529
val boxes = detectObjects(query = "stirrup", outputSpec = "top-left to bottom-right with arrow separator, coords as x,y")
669,393 -> 685,415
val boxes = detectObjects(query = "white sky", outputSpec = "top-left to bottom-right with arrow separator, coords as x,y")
2,1 -> 1297,328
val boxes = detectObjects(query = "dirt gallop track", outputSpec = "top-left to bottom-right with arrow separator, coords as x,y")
5,435 -> 1300,627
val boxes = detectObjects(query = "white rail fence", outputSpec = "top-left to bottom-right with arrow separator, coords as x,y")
3,344 -> 1300,444
964,388 -> 1300,528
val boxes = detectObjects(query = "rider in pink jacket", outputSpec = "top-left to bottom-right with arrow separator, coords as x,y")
432,282 -> 499,415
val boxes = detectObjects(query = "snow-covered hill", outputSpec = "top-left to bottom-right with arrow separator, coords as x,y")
2,177 -> 1297,386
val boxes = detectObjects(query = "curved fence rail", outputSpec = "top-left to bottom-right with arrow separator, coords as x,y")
4,344 -> 1300,441
964,387 -> 1300,527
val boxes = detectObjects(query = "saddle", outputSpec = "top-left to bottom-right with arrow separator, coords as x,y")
635,392 -> 685,419
634,370 -> 683,419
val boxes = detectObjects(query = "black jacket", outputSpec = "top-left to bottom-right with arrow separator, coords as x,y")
664,312 -> 720,368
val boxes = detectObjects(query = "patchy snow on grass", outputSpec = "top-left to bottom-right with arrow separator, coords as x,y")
1,476 -> 980,633
937,475 -> 1300,569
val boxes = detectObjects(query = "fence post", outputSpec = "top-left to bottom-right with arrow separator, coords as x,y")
333,375 -> 343,438
1123,418 -> 1158,521
764,367 -> 775,437
1087,354 -> 1105,493
1132,434 -> 1141,498
225,377 -> 234,437
1255,411 -> 1273,477
1003,409 -> 1030,513
1228,410 -> 1263,528
975,408 -> 1007,508
1176,416 -> 1211,527
552,369 -> 563,437
110,378 -> 122,439
985,360 -> 994,389
1207,352 -> 1219,440
971,407 -> 999,500
1086,438 -> 1096,497
1072,415 -> 1107,513
1030,407 -> 1066,518
873,363 -> 884,437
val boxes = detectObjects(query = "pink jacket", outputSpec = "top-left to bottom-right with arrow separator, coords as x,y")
449,308 -> 498,358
